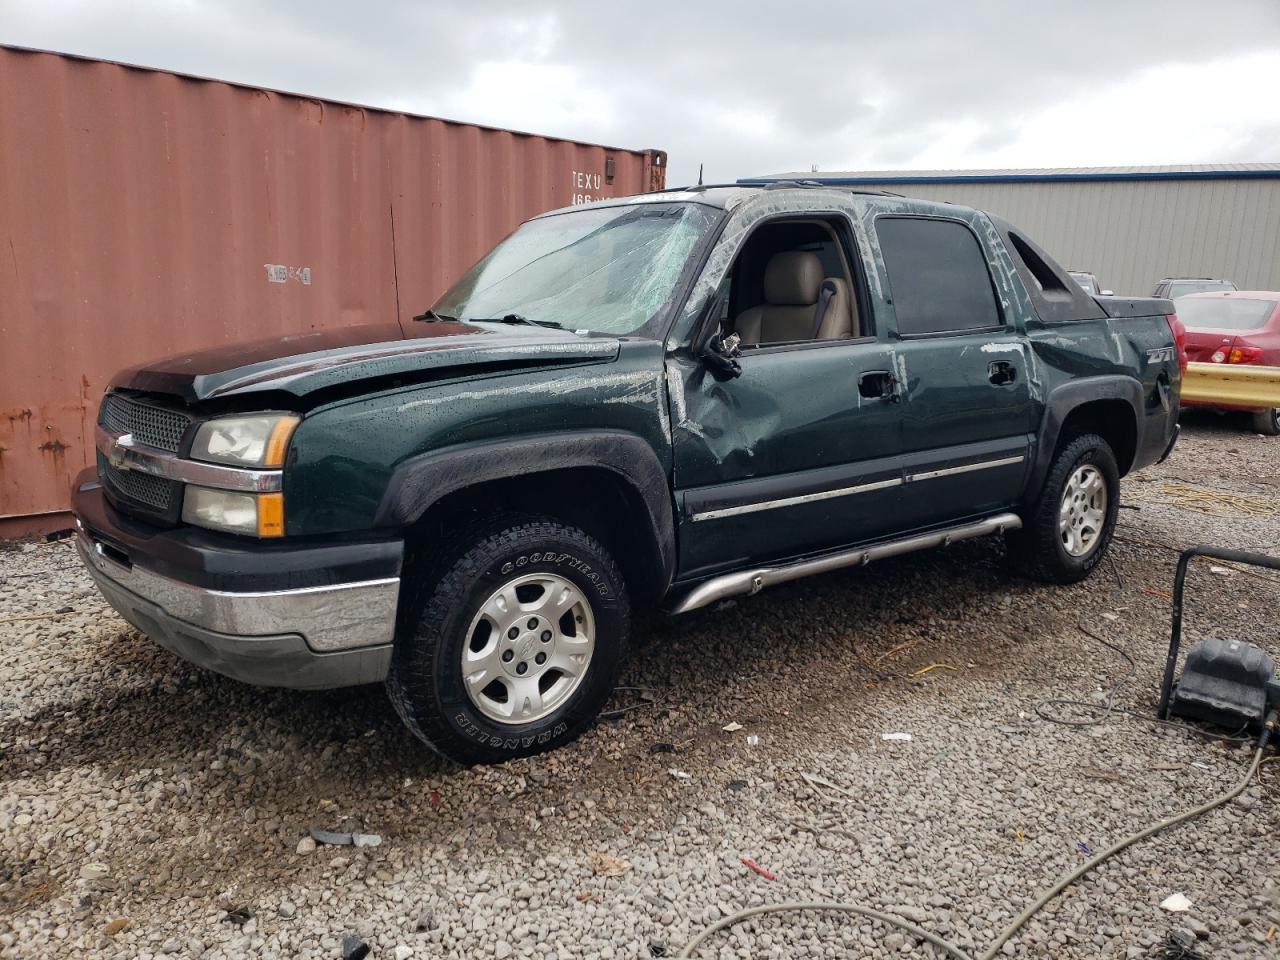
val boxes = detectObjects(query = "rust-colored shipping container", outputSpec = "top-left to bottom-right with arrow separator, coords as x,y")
0,46 -> 667,535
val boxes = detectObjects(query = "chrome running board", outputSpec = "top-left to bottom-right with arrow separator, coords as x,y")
670,512 -> 1022,614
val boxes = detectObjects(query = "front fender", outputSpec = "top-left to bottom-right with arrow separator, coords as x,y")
374,430 -> 676,589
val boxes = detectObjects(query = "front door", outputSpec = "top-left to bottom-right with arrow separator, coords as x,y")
666,208 -> 913,579
668,338 -> 911,579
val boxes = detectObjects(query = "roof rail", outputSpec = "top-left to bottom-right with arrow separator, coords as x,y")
736,178 -> 904,198
662,182 -> 745,193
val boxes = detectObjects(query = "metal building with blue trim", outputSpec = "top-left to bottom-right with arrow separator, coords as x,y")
742,164 -> 1280,296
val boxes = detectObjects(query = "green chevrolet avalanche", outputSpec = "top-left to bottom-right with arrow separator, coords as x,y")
73,184 -> 1184,764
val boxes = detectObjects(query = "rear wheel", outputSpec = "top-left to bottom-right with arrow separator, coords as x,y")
387,517 -> 629,765
1007,433 -> 1120,584
1251,408 -> 1280,436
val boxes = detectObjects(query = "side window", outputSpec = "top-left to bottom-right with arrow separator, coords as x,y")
806,237 -> 844,278
875,217 -> 1002,335
721,217 -> 866,346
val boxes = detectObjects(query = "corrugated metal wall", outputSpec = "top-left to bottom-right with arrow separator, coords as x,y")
0,46 -> 666,534
854,178 -> 1280,297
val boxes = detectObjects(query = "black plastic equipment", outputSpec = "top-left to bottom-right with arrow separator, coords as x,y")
1168,636 -> 1275,728
1157,545 -> 1280,725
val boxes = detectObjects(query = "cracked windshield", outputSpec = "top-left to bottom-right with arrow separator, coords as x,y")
431,202 -> 720,335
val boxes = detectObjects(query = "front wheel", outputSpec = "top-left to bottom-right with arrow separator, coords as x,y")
1007,433 -> 1120,584
1251,408 -> 1280,436
387,517 -> 629,765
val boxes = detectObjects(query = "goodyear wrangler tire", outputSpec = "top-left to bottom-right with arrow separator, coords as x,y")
1006,432 -> 1120,585
387,517 -> 629,765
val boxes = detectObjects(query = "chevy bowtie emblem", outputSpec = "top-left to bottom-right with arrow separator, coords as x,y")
107,433 -> 135,470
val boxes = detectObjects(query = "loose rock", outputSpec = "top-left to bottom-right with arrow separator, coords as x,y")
341,933 -> 371,960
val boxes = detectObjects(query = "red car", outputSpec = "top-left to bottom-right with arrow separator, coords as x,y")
1177,291 -> 1280,435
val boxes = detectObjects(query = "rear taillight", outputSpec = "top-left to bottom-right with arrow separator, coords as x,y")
1165,314 -> 1188,374
1228,344 -> 1263,364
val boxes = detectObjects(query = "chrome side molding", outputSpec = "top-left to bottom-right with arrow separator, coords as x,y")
687,454 -> 1026,523
670,512 -> 1022,614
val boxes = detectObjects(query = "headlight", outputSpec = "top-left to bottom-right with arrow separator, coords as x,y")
182,487 -> 285,538
190,414 -> 299,467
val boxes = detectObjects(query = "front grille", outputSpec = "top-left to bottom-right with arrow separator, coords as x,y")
101,393 -> 193,452
98,451 -> 180,513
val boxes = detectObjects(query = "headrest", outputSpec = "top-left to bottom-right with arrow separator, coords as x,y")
764,251 -> 824,306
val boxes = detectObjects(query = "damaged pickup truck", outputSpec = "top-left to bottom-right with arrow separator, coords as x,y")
73,184 -> 1184,763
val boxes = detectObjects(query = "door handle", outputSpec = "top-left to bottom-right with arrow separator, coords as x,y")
988,361 -> 1017,386
858,370 -> 898,401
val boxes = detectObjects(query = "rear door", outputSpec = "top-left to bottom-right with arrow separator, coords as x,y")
870,215 -> 1037,530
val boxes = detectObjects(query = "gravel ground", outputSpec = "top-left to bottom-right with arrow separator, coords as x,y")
2,411 -> 1279,960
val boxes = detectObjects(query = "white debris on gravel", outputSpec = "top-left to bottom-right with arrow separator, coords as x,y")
1,414 -> 1278,959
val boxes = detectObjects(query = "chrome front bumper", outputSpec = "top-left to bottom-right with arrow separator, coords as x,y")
76,531 -> 399,689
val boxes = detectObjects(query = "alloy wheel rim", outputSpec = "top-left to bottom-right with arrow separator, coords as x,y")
461,573 -> 596,725
1058,464 -> 1107,558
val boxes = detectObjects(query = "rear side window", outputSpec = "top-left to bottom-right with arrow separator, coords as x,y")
876,217 -> 1001,335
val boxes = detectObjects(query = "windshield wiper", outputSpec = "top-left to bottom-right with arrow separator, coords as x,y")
412,308 -> 458,322
468,313 -> 564,330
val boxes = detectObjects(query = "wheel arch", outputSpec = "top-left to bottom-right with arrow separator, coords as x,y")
1025,377 -> 1141,506
375,432 -> 675,605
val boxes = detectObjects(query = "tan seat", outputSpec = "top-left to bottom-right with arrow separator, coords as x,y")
736,251 -> 853,345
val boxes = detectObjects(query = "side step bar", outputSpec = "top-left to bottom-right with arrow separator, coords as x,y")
670,512 -> 1022,614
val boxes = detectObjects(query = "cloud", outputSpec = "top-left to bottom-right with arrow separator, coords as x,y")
2,0 -> 1278,185
929,51 -> 1280,171
441,60 -> 615,136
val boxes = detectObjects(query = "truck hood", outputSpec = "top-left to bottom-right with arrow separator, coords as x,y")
109,321 -> 622,403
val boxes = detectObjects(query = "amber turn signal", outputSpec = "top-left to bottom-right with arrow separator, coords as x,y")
264,417 -> 300,468
257,492 -> 285,538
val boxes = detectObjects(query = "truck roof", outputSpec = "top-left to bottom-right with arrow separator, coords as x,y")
536,182 -> 954,219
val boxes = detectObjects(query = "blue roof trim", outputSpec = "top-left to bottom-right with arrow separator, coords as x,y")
740,169 -> 1280,186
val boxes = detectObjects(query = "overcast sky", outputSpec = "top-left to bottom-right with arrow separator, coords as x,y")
3,0 -> 1279,186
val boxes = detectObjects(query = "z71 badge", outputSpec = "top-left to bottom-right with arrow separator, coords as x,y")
1146,346 -> 1175,364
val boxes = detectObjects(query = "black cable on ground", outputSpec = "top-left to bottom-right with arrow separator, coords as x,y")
1114,709 -> 1253,745
1033,624 -> 1136,727
678,716 -> 1275,958
1034,624 -> 1253,743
